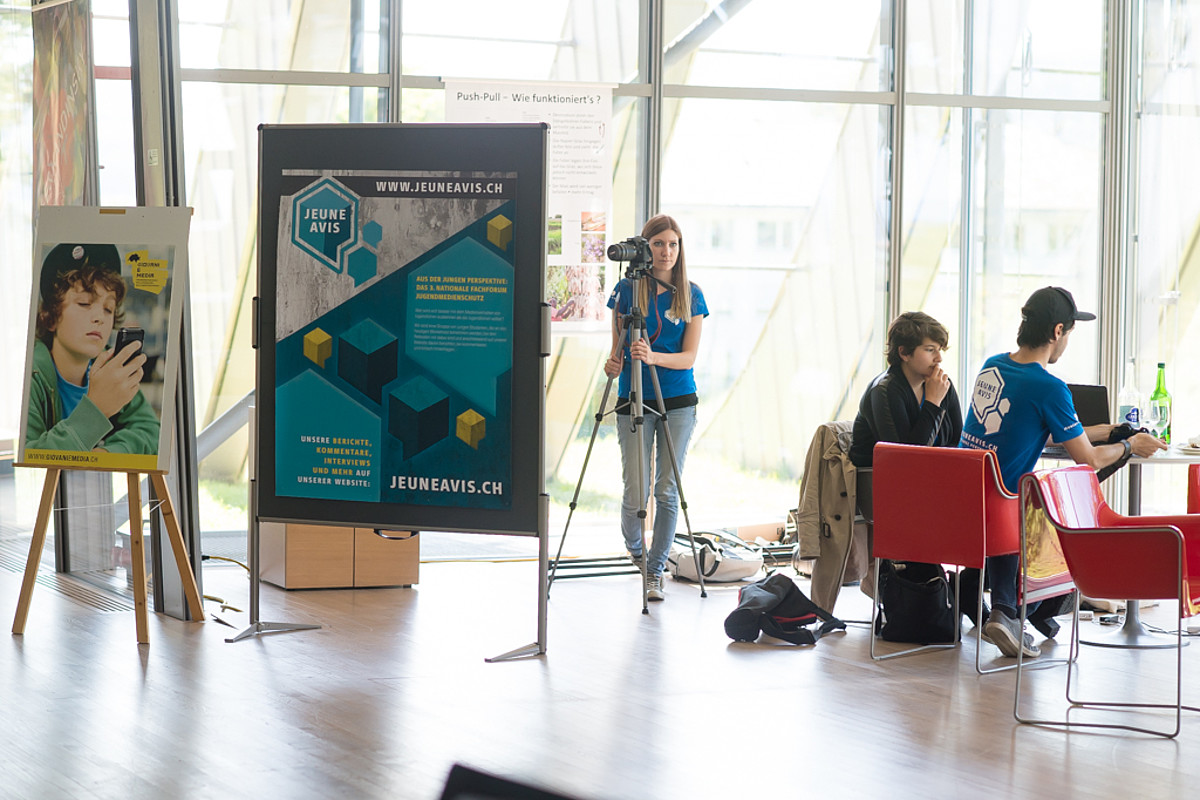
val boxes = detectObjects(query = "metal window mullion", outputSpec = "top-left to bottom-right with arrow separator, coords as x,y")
958,0 -> 976,389
887,0 -> 906,323
1099,0 -> 1135,397
388,0 -> 401,121
907,92 -> 1109,112
639,0 -> 663,222
128,0 -> 202,619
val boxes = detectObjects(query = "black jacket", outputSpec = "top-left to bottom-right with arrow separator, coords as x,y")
849,366 -> 963,467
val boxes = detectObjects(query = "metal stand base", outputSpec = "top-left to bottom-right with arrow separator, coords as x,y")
486,641 -> 544,662
1080,605 -> 1187,649
226,620 -> 322,643
228,475 -> 322,644
549,555 -> 640,580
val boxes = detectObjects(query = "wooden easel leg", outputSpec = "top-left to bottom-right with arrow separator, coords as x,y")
128,473 -> 150,644
150,473 -> 204,621
13,468 -> 61,635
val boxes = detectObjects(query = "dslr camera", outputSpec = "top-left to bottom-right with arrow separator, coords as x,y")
607,235 -> 652,269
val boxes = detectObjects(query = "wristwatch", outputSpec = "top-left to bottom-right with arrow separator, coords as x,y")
1121,438 -> 1133,459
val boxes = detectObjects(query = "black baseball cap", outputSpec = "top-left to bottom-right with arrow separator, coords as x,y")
1022,286 -> 1096,328
39,242 -> 123,301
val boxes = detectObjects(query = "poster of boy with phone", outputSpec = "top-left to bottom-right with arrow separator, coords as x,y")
18,207 -> 190,473
25,241 -> 159,457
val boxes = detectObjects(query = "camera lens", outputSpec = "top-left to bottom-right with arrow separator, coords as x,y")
607,241 -> 639,261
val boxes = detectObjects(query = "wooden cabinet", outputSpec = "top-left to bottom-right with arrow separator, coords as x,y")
260,523 -> 419,589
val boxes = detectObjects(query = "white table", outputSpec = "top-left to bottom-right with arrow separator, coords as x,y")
1083,445 -> 1200,649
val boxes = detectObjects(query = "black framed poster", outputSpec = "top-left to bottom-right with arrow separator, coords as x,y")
256,123 -> 546,535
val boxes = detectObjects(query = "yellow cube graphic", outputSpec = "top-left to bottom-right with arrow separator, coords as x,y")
303,327 -> 333,368
487,214 -> 513,251
456,409 -> 486,449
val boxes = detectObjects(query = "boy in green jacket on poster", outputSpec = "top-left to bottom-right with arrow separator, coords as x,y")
25,242 -> 159,455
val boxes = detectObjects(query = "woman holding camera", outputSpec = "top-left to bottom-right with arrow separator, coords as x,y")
604,214 -> 709,601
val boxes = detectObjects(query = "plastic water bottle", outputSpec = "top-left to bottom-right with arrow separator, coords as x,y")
1117,358 -> 1140,427
1150,362 -> 1172,444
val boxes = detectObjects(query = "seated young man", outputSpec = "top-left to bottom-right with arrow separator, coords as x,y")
849,312 -> 966,605
960,287 -> 1165,658
850,311 -> 962,470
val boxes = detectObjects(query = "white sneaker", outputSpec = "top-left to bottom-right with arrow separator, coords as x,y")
646,572 -> 665,601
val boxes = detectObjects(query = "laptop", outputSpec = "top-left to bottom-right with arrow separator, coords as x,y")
1067,383 -> 1111,427
1042,385 -> 1109,459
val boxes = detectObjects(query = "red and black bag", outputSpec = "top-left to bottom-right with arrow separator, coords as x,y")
724,572 -> 845,645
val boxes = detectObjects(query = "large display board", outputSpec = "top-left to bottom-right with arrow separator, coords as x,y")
256,123 -> 546,535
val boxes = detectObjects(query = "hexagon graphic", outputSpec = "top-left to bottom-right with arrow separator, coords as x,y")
292,178 -> 360,273
363,220 -> 383,247
346,244 -> 378,287
970,366 -> 1005,422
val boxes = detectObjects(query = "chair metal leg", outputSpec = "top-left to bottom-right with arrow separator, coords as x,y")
1016,597 -> 1193,737
869,558 -> 960,662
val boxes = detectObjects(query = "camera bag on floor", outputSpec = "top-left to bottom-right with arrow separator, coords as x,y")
875,560 -> 957,644
668,531 -> 764,582
724,572 -> 846,645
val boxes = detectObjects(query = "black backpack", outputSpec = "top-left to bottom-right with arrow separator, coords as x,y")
875,560 -> 958,644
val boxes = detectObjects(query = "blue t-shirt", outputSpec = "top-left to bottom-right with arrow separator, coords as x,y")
606,278 -> 709,400
959,353 -> 1084,492
56,365 -> 89,419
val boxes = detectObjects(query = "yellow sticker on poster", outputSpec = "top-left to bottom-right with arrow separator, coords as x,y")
126,250 -> 169,294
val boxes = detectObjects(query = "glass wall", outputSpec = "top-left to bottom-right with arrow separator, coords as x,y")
6,0 -> 1199,562
0,3 -> 34,533
1132,0 -> 1200,511
645,1 -> 891,523
902,1 -> 1108,394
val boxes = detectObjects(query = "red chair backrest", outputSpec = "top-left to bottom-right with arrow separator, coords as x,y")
1030,463 -> 1104,529
1027,466 -> 1183,602
872,443 -> 1019,568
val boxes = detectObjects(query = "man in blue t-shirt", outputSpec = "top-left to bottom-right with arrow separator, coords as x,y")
960,286 -> 1165,658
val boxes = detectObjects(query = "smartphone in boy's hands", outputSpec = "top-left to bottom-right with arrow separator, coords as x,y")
113,326 -> 145,366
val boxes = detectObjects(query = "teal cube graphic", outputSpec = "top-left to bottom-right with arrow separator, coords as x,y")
389,377 -> 449,457
338,319 -> 398,403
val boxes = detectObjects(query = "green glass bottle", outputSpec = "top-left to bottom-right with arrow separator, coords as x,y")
1149,362 -> 1172,444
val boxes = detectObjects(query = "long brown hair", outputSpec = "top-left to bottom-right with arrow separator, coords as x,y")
638,213 -> 693,322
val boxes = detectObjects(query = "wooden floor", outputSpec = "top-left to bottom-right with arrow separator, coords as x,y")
4,555 -> 1200,799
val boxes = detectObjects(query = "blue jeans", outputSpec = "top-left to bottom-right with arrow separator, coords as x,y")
616,404 -> 698,576
986,553 -> 1039,618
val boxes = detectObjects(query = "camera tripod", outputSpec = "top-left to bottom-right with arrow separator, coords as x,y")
549,264 -> 707,613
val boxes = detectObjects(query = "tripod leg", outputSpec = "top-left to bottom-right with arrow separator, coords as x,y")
624,313 -> 651,614
549,369 -> 619,591
645,364 -> 706,598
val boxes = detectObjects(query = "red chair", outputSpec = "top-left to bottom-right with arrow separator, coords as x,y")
1014,465 -> 1200,737
870,443 -> 1021,672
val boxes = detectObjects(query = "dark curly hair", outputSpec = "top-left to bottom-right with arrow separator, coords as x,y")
36,264 -> 127,347
885,311 -> 949,368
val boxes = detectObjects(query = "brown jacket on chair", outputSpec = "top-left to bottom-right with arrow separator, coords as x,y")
795,421 -> 869,613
